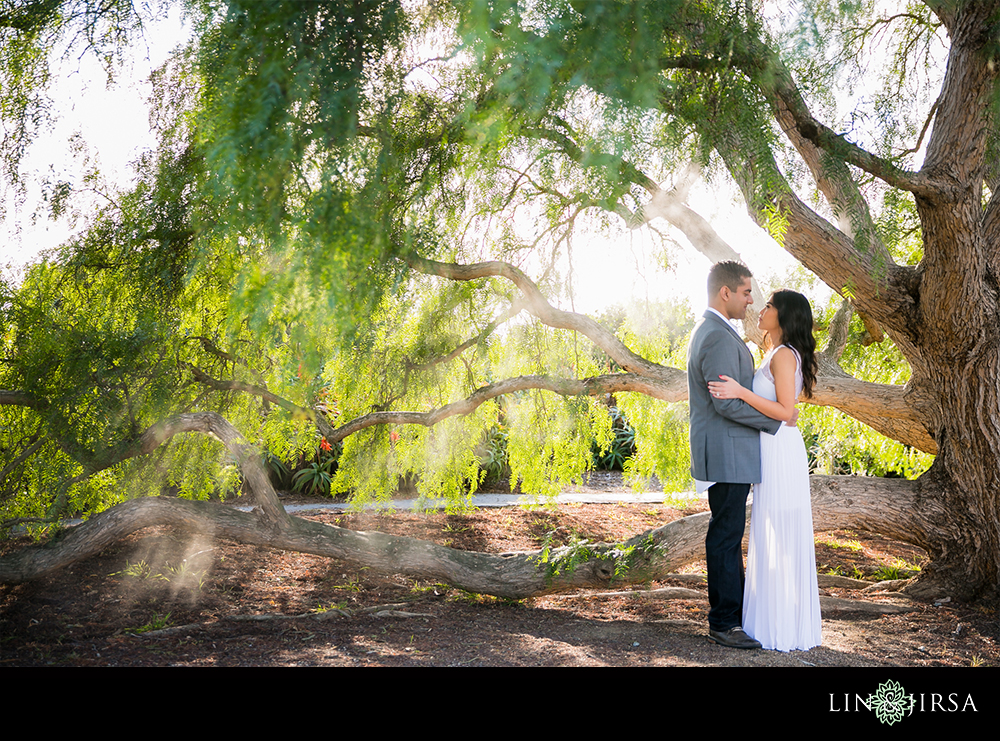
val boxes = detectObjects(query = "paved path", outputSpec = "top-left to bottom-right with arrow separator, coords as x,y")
276,489 -> 701,513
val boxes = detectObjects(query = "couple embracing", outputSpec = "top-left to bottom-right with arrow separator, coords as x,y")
687,261 -> 822,652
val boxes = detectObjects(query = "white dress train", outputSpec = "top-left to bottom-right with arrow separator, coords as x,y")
742,346 -> 822,651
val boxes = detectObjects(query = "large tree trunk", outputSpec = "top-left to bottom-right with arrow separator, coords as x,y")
901,363 -> 1000,599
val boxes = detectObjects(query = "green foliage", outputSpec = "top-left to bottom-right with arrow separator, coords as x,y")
127,612 -> 172,634
585,298 -> 696,487
592,408 -> 636,471
112,559 -> 207,590
816,535 -> 863,552
112,559 -> 160,580
288,436 -> 341,497
533,533 -> 598,579
802,299 -> 932,479
195,0 -> 406,225
617,395 -> 693,493
262,450 -> 291,489
0,0 -> 941,535
312,601 -> 349,614
872,558 -> 921,582
762,202 -> 790,247
533,531 -> 659,583
477,424 -> 510,482
800,406 -> 931,479
877,188 -> 924,266
505,393 -> 610,500
594,297 -> 695,368
0,3 -> 421,523
291,460 -> 334,498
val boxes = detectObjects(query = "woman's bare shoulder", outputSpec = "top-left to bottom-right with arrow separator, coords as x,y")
770,346 -> 797,374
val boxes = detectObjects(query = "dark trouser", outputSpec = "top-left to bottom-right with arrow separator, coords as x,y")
705,482 -> 751,632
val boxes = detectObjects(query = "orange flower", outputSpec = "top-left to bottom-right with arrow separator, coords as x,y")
389,431 -> 400,443
320,438 -> 332,452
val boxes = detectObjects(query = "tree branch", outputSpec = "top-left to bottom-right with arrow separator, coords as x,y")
0,390 -> 47,409
0,435 -> 45,486
521,125 -> 660,194
809,474 -> 941,548
184,364 -> 336,438
0,411 -> 291,532
660,49 -> 943,199
404,301 -> 524,372
901,95 -> 940,156
919,2 -> 999,185
399,254 -> 934,450
515,124 -> 779,346
637,183 -> 768,346
822,299 -> 853,360
709,123 -> 921,355
516,112 -> 904,353
0,493 -> 689,593
401,254 -> 670,379
771,93 -> 896,274
809,361 -> 936,453
328,372 -> 686,443
742,46 -> 948,202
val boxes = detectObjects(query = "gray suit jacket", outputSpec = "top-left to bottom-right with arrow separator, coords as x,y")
687,310 -> 781,484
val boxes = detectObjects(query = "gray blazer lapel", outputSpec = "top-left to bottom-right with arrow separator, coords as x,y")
704,311 -> 751,360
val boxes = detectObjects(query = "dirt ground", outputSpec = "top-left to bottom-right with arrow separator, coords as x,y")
2,474 -> 998,667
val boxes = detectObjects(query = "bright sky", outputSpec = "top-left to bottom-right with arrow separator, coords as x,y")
564,190 -> 807,319
1,7 -> 807,322
1,7 -> 189,281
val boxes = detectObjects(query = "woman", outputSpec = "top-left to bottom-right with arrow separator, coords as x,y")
708,290 -> 822,651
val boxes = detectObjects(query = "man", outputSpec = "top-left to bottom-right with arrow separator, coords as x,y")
687,261 -> 782,649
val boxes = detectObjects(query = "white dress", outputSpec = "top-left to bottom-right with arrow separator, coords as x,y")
742,346 -> 822,651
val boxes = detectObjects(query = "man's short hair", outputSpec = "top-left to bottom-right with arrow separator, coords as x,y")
708,261 -> 753,297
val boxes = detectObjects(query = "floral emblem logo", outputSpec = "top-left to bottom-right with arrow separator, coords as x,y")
868,680 -> 915,725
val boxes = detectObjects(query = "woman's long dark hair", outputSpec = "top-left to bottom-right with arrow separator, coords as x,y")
770,290 -> 818,399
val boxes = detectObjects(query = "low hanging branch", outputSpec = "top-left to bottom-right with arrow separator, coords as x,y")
0,409 -> 695,591
0,493 -> 696,594
326,372 -> 687,443
0,408 -> 933,594
402,253 -> 673,380
0,411 -> 291,532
